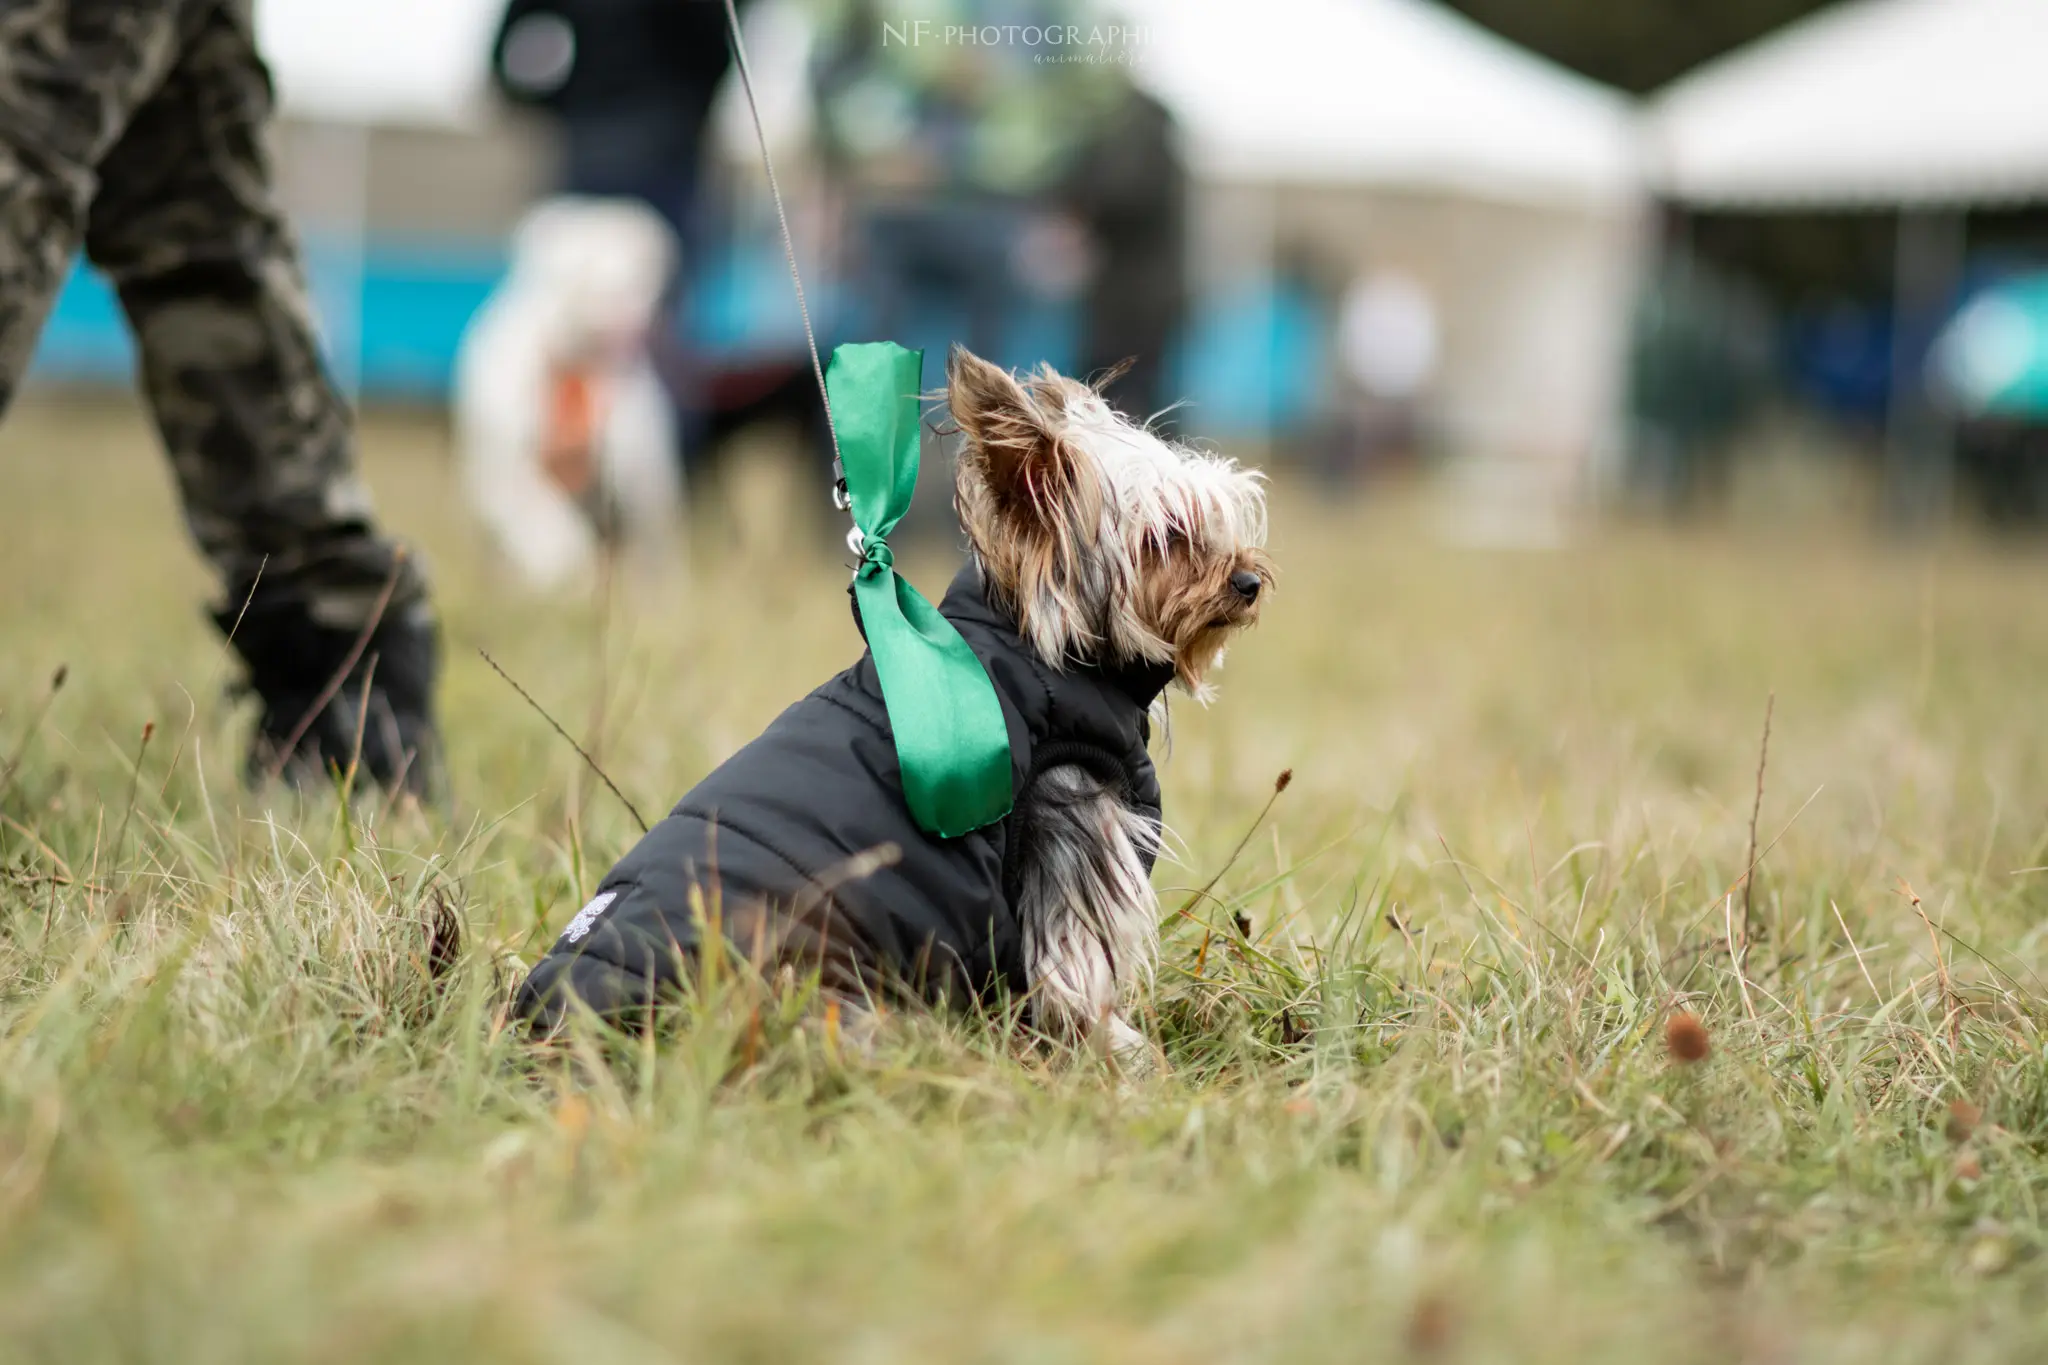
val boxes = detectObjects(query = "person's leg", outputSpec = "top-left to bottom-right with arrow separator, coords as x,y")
959,201 -> 1029,367
1088,289 -> 1180,428
84,0 -> 440,795
862,204 -> 961,545
0,0 -> 186,412
1111,344 -> 1167,425
856,202 -> 914,348
895,199 -> 1027,548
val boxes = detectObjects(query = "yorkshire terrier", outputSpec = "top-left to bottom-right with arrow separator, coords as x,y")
514,346 -> 1272,1062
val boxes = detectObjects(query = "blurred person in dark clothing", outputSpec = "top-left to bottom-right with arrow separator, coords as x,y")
808,0 -> 1121,536
492,0 -> 740,246
1060,86 -> 1188,426
808,0 -> 1120,353
1625,246 -> 1772,513
490,0 -> 751,475
0,0 -> 439,797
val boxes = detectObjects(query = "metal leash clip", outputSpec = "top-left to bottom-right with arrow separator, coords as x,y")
836,457 -> 860,556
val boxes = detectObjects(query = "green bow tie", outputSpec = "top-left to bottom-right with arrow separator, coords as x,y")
827,342 -> 1014,839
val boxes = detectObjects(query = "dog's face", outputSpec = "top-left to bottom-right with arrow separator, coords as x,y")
949,348 -> 1273,698
507,197 -> 677,363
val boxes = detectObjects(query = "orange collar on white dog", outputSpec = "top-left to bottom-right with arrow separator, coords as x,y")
540,366 -> 608,498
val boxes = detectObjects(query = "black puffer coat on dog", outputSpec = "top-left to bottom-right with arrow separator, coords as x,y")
513,564 -> 1173,1027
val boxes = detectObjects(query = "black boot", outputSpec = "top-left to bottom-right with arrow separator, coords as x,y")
216,598 -> 443,799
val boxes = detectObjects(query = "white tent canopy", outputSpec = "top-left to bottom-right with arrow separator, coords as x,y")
255,0 -> 503,128
1114,0 -> 1643,518
1649,0 -> 2048,208
1118,0 -> 1639,207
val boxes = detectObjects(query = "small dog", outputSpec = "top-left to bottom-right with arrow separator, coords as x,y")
454,196 -> 684,590
514,347 -> 1272,1061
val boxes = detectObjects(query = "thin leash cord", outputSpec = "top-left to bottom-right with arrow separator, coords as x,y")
719,0 -> 848,512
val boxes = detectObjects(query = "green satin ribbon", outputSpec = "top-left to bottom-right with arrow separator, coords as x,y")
827,341 -> 1014,839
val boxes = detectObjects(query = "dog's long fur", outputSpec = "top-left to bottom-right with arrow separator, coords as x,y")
947,348 -> 1272,1061
1012,763 -> 1163,1044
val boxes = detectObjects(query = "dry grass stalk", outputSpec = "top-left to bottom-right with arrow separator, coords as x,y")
1741,691 -> 1774,956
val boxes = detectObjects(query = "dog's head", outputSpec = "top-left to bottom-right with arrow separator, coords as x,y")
506,197 -> 677,363
949,347 -> 1273,699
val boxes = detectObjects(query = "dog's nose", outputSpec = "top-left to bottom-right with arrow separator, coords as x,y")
1229,570 -> 1262,603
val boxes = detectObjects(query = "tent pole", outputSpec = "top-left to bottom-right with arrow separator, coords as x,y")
1884,207 -> 1965,528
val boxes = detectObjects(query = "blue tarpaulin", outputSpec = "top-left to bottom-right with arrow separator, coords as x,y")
28,236 -> 1326,439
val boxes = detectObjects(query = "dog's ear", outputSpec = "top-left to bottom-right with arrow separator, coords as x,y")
949,345 -> 1071,523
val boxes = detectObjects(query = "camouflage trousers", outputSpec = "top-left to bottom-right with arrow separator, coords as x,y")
0,0 -> 429,629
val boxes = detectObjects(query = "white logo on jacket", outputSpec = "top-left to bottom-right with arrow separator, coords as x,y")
559,890 -> 619,946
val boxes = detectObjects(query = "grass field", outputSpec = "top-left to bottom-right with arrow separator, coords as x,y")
8,398 -> 2048,1362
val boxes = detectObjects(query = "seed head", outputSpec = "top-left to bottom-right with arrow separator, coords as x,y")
1665,1011 -> 1711,1063
1945,1099 -> 1982,1144
1406,1292 -> 1454,1356
554,1092 -> 591,1144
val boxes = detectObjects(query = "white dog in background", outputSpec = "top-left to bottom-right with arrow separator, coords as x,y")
455,196 -> 684,590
